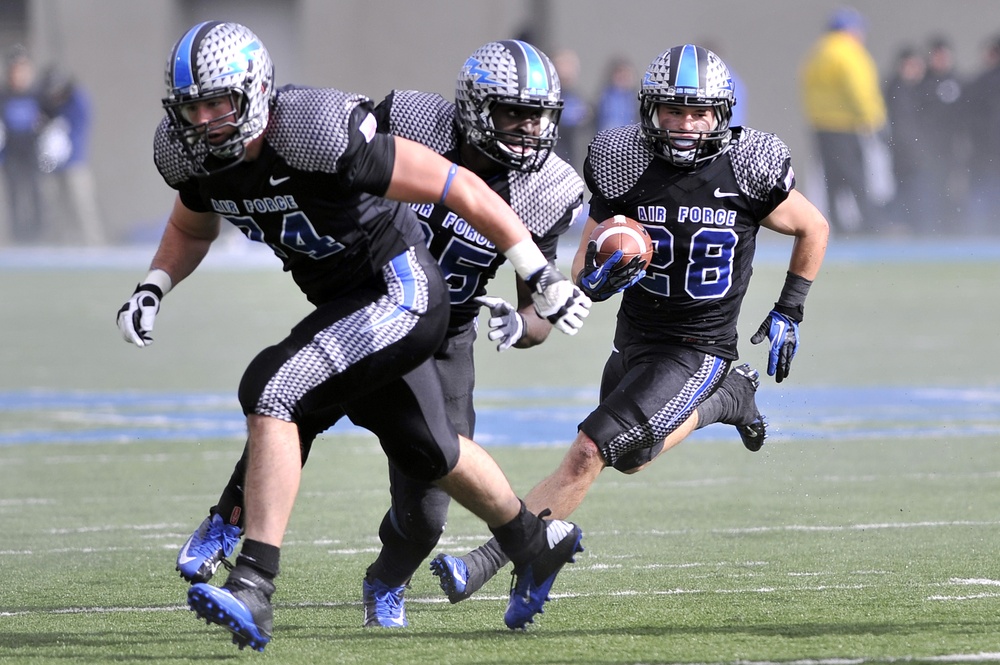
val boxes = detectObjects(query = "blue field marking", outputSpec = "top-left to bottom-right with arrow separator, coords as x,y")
1,386 -> 998,447
2,237 -> 1000,272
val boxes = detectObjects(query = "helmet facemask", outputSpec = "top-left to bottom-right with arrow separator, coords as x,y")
456,40 -> 563,173
639,44 -> 735,168
162,21 -> 274,177
469,97 -> 562,172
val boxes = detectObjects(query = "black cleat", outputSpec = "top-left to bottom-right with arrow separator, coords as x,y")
504,519 -> 584,629
188,565 -> 273,652
727,364 -> 768,452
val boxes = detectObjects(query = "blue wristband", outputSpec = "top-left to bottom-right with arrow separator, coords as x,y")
439,163 -> 459,204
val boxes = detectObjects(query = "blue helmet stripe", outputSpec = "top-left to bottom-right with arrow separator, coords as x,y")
673,44 -> 702,91
171,21 -> 215,90
501,39 -> 552,94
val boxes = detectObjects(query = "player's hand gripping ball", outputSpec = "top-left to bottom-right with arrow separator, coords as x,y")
578,215 -> 653,301
591,215 -> 654,269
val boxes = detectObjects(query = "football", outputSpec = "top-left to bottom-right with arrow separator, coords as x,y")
590,215 -> 654,269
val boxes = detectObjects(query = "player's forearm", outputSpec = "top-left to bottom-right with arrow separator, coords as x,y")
787,221 -> 829,281
513,307 -> 553,348
444,167 -> 532,253
148,217 -> 216,288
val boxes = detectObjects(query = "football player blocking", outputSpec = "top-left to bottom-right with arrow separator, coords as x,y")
430,43 -> 828,604
120,23 -> 591,651
174,36 -> 591,634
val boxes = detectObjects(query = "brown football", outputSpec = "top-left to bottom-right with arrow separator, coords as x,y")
590,215 -> 654,269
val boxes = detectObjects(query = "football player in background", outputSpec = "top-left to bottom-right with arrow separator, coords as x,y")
431,44 -> 829,605
171,39 -> 590,630
116,23 -> 591,650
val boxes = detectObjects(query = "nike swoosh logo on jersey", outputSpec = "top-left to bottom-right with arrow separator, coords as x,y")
269,175 -> 290,186
713,187 -> 739,198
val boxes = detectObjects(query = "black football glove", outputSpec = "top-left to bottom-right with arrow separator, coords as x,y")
577,240 -> 646,302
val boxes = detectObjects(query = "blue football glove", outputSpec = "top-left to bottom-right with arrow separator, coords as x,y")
750,310 -> 799,383
474,295 -> 525,352
577,240 -> 647,302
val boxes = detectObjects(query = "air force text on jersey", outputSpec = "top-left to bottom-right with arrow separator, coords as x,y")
410,202 -> 495,249
636,205 -> 737,227
211,195 -> 300,216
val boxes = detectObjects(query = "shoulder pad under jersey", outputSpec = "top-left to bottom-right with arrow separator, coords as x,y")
383,90 -> 459,156
509,153 -> 585,237
153,117 -> 198,187
586,124 -> 654,200
729,127 -> 793,201
266,87 -> 373,174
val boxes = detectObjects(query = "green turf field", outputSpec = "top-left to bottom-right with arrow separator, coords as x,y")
2,241 -> 999,664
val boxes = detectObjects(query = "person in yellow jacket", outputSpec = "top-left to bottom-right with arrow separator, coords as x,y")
800,6 -> 888,234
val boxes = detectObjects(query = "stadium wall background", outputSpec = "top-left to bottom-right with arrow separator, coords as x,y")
4,0 -> 995,243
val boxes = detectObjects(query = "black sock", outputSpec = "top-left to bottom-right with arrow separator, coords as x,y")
237,539 -> 280,579
696,390 -> 724,429
489,501 -> 543,567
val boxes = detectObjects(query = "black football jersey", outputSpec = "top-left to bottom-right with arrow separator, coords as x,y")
585,125 -> 795,359
374,90 -> 585,333
153,85 -> 425,306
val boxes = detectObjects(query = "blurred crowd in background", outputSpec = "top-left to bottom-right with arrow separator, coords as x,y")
0,45 -> 104,246
800,6 -> 1000,237
0,5 -> 998,246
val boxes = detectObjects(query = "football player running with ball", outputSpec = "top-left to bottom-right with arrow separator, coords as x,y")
116,23 -> 591,650
161,38 -> 590,631
431,44 -> 829,605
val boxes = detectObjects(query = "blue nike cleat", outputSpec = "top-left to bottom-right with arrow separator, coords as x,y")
430,553 -> 473,603
504,519 -> 584,630
176,513 -> 242,583
362,576 -> 408,628
188,565 -> 273,652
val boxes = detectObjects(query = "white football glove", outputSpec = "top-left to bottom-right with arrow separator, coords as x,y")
475,295 -> 526,352
524,263 -> 591,336
116,284 -> 163,347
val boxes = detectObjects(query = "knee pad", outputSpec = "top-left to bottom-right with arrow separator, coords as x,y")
382,489 -> 450,549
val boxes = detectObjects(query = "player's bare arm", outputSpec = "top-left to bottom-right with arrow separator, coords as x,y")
147,196 -> 221,287
759,189 -> 830,280
385,137 -> 531,254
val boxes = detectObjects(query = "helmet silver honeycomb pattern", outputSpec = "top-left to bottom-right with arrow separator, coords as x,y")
455,40 -> 562,173
162,21 -> 275,175
639,44 -> 735,168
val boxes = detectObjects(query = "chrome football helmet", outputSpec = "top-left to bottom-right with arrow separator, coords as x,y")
639,44 -> 735,168
162,21 -> 274,175
455,40 -> 562,172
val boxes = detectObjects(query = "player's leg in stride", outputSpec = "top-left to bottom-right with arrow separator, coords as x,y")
430,540 -> 508,603
694,363 -> 768,451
